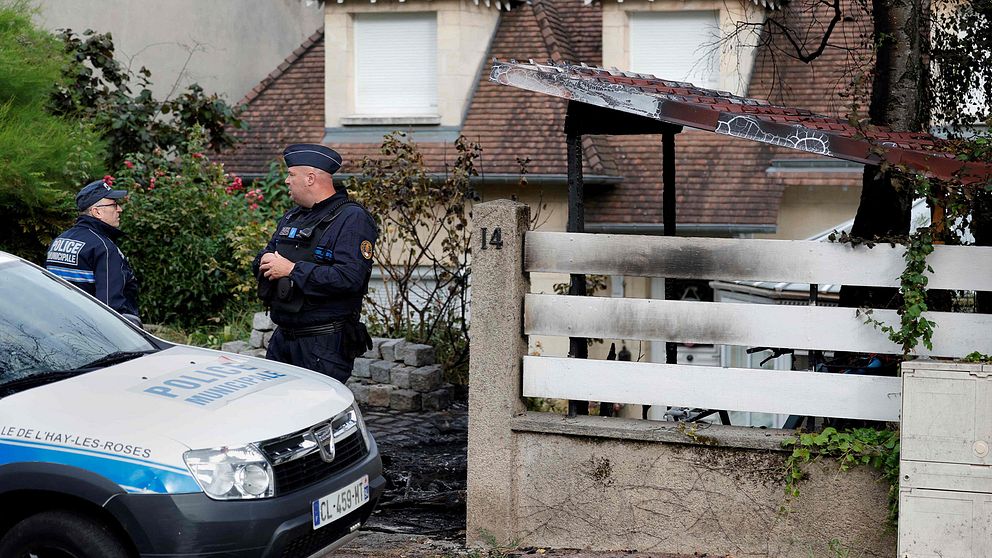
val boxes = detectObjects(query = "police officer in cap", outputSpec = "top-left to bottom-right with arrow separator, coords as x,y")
46,179 -> 141,325
254,144 -> 377,382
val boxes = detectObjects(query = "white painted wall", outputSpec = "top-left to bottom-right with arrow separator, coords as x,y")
34,0 -> 325,102
602,0 -> 766,96
323,0 -> 500,128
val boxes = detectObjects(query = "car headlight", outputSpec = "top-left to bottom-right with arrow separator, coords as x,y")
183,444 -> 274,500
352,402 -> 373,450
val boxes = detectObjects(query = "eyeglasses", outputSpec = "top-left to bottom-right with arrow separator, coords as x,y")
93,202 -> 122,209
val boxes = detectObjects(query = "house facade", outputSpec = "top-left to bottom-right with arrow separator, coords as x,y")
218,0 -> 869,367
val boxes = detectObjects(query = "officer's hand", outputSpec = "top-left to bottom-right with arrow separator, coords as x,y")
259,251 -> 295,280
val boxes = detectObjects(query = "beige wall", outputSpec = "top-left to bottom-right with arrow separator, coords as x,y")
324,0 -> 499,128
34,0 -> 324,102
508,421 -> 895,556
758,181 -> 862,240
601,0 -> 765,96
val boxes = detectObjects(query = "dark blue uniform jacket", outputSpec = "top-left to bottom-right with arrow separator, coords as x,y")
253,191 -> 378,328
45,215 -> 140,317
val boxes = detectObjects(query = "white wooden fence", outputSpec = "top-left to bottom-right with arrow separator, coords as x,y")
522,231 -> 992,422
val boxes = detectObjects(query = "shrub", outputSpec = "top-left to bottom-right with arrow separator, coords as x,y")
50,29 -> 244,169
0,1 -> 104,262
345,132 -> 479,380
114,130 -> 264,326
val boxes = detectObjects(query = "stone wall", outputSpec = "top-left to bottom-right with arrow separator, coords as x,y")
221,312 -> 453,411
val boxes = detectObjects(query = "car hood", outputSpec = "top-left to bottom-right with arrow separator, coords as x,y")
0,345 -> 354,452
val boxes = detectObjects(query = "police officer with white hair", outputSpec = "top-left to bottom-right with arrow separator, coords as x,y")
254,144 -> 377,382
46,179 -> 141,325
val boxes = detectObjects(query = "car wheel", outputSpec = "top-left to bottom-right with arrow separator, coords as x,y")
0,510 -> 130,558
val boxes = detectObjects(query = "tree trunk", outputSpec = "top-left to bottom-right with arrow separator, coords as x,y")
839,0 -> 930,311
974,190 -> 992,314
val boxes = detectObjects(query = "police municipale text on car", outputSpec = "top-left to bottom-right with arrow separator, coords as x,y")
0,251 -> 384,558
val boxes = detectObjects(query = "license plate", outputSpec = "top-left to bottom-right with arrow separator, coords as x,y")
312,475 -> 369,530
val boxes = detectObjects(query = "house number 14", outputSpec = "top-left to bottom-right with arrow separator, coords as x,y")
480,227 -> 503,250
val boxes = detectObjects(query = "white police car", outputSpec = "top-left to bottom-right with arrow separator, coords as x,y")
0,251 -> 384,557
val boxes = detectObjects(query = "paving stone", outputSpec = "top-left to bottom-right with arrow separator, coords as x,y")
252,311 -> 275,331
362,337 -> 389,359
221,340 -> 249,354
390,366 -> 413,389
352,358 -> 373,379
249,329 -> 265,349
389,389 -> 422,412
245,348 -> 267,358
350,383 -> 370,405
370,360 -> 398,383
422,386 -> 452,411
379,340 -> 402,362
409,365 -> 443,392
367,385 -> 394,407
401,343 -> 435,367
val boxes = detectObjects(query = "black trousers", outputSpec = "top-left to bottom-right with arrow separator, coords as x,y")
265,328 -> 352,383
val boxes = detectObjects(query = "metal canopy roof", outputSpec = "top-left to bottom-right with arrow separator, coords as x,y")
491,60 -> 992,185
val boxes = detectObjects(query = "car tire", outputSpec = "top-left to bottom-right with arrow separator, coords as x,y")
0,510 -> 130,558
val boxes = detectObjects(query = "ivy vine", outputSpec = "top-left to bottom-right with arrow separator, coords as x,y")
782,427 -> 901,524
855,224 -> 937,354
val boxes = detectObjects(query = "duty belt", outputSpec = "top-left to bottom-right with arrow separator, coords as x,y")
278,320 -> 345,339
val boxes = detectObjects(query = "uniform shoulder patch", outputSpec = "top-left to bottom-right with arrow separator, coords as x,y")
360,240 -> 373,260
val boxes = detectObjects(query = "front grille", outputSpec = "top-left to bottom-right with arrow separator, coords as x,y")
279,506 -> 369,558
271,433 -> 367,494
259,408 -> 370,496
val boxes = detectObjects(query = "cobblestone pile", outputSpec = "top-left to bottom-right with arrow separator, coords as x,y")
220,312 -> 453,412
348,338 -> 454,411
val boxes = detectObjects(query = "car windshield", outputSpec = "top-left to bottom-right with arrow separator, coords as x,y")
0,258 -> 157,388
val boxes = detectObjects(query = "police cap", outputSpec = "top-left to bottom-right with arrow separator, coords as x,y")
283,144 -> 343,175
76,179 -> 128,212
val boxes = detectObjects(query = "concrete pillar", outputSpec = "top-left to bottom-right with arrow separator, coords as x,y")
466,200 -> 530,545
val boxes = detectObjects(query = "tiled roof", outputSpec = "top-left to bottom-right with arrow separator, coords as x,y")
218,0 -> 986,229
221,29 -> 326,175
461,0 -> 614,177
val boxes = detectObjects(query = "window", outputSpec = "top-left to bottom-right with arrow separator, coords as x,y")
353,13 -> 438,117
629,11 -> 721,90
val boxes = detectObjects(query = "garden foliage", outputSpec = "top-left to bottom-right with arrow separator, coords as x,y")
113,130 -> 268,327
50,29 -> 244,169
345,133 -> 479,379
0,1 -> 104,262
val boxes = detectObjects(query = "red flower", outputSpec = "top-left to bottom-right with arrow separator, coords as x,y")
103,175 -> 114,186
124,160 -> 134,169
192,152 -> 204,159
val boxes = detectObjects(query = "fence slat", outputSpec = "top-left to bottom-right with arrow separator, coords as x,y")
524,294 -> 992,359
523,356 -> 902,421
524,231 -> 992,291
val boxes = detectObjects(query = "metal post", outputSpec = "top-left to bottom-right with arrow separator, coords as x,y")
566,130 -> 589,417
663,131 -> 677,366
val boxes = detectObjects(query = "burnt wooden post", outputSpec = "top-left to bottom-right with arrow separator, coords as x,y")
566,128 -> 589,417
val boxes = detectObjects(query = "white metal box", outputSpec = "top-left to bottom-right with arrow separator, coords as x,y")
901,360 -> 992,466
898,487 -> 992,557
900,360 -> 992,558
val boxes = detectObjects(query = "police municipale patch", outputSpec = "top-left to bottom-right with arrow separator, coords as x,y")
360,240 -> 373,260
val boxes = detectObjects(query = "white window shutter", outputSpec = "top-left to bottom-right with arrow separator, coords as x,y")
629,11 -> 721,90
354,13 -> 438,116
